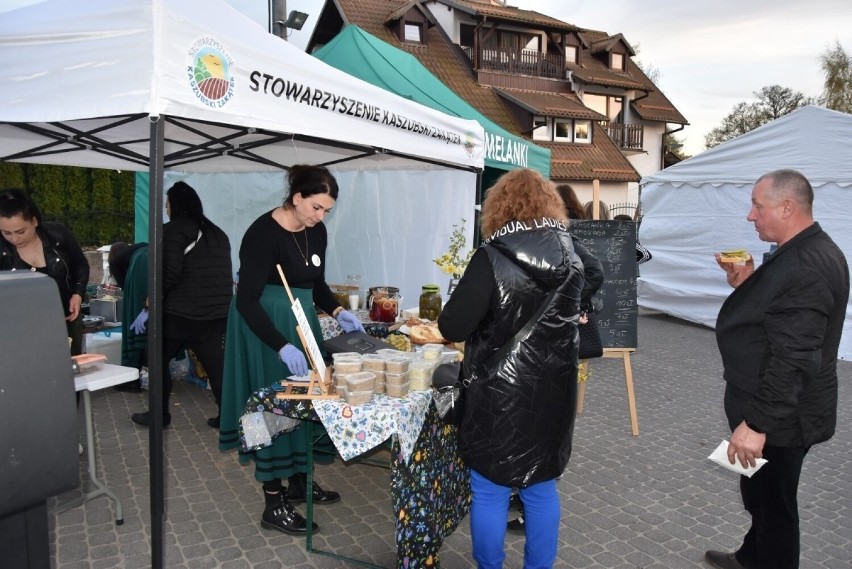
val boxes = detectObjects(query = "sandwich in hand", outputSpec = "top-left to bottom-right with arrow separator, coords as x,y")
719,249 -> 751,264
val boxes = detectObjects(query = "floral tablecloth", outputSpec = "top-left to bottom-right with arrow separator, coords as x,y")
238,387 -> 470,569
240,389 -> 430,463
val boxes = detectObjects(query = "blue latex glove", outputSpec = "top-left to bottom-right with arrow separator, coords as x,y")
129,309 -> 148,335
336,309 -> 365,333
279,344 -> 308,376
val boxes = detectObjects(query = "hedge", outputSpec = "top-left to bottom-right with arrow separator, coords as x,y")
0,163 -> 134,247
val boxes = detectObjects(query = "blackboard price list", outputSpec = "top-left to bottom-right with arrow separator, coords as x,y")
571,220 -> 638,349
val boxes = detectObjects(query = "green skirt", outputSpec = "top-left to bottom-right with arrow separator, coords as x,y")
218,285 -> 335,481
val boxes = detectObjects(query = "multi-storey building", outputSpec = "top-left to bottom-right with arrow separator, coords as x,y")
308,0 -> 687,209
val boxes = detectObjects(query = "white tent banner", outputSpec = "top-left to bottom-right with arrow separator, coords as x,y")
0,0 -> 484,172
639,106 -> 852,359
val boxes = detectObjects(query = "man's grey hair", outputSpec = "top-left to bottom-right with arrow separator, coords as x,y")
756,169 -> 814,214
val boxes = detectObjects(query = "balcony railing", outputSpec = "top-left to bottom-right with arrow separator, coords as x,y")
461,46 -> 564,79
600,121 -> 644,150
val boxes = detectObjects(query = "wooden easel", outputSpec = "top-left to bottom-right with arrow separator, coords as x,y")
576,349 -> 638,436
273,265 -> 338,401
575,179 -> 639,435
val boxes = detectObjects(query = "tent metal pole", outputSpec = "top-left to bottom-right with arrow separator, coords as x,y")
148,116 -> 166,569
473,169 -> 483,245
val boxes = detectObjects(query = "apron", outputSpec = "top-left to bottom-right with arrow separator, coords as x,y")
218,285 -> 335,481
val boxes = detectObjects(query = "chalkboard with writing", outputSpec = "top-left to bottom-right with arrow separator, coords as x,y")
570,220 -> 637,349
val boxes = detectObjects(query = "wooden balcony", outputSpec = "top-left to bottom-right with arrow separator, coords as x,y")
461,46 -> 564,79
601,121 -> 644,150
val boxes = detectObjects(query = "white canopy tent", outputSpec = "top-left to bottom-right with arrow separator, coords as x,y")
638,105 -> 852,359
0,0 -> 483,564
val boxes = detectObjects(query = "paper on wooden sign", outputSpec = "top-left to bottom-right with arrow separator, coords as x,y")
290,298 -> 327,379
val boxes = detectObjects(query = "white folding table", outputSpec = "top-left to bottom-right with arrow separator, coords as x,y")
55,363 -> 138,525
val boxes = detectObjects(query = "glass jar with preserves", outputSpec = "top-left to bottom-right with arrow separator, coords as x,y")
419,284 -> 442,321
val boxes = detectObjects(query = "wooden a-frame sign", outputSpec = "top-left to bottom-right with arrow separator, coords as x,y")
274,264 -> 339,401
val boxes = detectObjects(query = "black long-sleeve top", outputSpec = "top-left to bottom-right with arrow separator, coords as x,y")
235,210 -> 340,351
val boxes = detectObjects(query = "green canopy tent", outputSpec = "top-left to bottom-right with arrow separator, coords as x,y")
312,25 -> 551,194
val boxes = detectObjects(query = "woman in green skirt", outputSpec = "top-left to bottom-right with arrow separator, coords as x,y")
219,165 -> 364,535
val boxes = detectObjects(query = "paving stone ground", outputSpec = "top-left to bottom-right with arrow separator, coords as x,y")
51,311 -> 852,568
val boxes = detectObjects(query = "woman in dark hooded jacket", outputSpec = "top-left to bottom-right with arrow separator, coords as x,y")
438,168 -> 585,569
129,181 -> 233,428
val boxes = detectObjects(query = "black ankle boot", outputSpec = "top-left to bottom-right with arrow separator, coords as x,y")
286,472 -> 341,505
260,493 -> 318,535
131,411 -> 171,427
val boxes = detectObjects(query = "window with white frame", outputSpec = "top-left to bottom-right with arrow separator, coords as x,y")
611,52 -> 625,70
532,116 -> 550,141
583,93 -> 623,121
534,116 -> 592,143
574,120 -> 591,143
404,23 -> 422,43
565,45 -> 578,64
554,119 -> 572,142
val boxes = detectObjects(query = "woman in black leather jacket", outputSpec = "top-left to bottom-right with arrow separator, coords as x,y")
0,188 -> 89,354
438,169 -> 586,569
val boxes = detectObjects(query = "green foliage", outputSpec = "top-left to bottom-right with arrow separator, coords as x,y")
434,218 -> 476,278
704,86 -> 813,149
819,41 -> 852,114
0,163 -> 134,247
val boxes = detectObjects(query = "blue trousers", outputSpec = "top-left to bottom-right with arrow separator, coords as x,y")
470,469 -> 560,569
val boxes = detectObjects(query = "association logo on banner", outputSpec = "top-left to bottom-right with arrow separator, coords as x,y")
187,37 -> 235,108
464,132 -> 479,159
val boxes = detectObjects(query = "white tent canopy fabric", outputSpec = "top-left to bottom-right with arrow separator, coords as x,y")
161,169 -> 477,308
0,0 -> 484,171
639,106 -> 852,359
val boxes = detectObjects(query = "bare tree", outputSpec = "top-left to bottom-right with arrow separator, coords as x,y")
819,41 -> 852,113
704,86 -> 812,148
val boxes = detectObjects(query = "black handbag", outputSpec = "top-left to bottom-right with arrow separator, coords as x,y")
432,361 -> 465,424
578,311 -> 603,360
432,289 -> 558,424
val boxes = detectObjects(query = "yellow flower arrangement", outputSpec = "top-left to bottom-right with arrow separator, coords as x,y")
434,218 -> 475,279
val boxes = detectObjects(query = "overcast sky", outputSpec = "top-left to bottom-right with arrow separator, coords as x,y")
5,0 -> 850,156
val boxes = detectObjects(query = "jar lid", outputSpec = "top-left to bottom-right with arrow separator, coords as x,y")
422,284 -> 440,292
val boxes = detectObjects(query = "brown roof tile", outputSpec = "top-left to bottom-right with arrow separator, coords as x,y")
495,88 -> 607,120
576,29 -> 687,124
329,0 -> 648,182
588,33 -> 635,56
539,123 -> 639,183
448,0 -> 578,31
334,0 -> 524,135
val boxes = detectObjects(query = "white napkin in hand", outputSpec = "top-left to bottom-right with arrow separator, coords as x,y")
708,440 -> 768,478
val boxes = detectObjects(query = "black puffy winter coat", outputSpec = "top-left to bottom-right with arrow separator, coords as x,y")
438,219 -> 585,487
163,217 -> 233,320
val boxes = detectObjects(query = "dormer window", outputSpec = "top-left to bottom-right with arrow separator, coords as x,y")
532,116 -> 592,144
565,45 -> 578,64
404,23 -> 423,43
611,52 -> 625,71
532,116 -> 550,141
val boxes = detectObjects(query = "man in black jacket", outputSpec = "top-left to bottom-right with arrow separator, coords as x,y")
707,169 -> 849,569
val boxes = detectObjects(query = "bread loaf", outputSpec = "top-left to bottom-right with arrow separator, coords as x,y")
409,322 -> 446,344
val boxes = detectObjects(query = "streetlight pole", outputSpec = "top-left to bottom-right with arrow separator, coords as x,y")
270,0 -> 288,40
